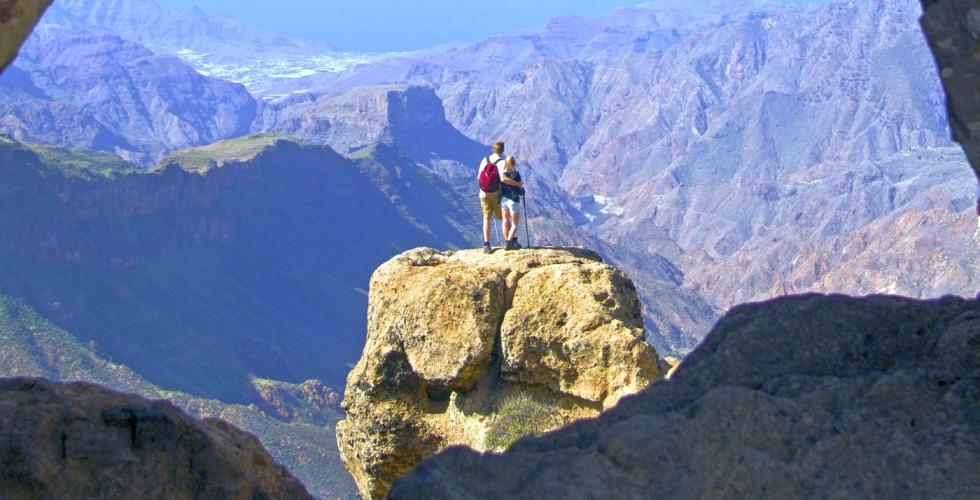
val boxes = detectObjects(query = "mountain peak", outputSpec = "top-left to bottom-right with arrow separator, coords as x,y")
261,85 -> 485,162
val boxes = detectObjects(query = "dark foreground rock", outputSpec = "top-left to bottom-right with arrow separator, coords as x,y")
0,378 -> 312,499
391,294 -> 980,499
0,0 -> 51,73
921,0 -> 980,184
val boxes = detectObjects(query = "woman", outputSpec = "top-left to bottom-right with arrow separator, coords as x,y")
500,156 -> 525,250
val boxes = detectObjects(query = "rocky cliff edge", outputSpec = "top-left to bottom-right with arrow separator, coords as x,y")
336,247 -> 663,498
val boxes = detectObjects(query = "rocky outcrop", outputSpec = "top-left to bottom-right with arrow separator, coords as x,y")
0,377 -> 312,499
256,85 -> 485,167
391,293 -> 980,498
0,0 -> 51,73
337,247 -> 662,499
252,378 -> 341,425
921,0 -> 980,184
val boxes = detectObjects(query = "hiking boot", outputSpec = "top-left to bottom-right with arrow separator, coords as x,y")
482,242 -> 493,254
509,238 -> 522,250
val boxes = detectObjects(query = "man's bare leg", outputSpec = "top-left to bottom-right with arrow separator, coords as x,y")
483,217 -> 492,244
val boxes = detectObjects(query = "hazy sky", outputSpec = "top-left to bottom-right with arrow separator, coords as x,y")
153,0 -> 645,52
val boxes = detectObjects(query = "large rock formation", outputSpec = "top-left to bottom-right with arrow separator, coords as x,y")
0,0 -> 51,73
337,247 -> 662,498
256,85 -> 484,164
391,293 -> 980,498
0,377 -> 312,499
921,0 -> 980,184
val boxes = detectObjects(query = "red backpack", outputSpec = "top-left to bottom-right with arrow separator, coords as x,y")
479,157 -> 503,193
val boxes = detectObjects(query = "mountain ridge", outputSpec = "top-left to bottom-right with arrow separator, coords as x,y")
0,134 -> 474,401
0,25 -> 257,165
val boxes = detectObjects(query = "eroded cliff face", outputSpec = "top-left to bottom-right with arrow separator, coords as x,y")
0,378 -> 312,499
391,294 -> 980,499
337,247 -> 662,499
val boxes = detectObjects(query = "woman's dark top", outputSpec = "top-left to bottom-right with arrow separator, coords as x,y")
501,170 -> 523,202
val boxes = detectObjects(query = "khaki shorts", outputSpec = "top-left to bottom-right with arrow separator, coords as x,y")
480,191 -> 502,220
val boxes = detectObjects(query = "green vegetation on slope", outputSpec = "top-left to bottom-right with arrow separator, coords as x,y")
158,134 -> 294,172
28,142 -> 137,179
0,136 -> 137,180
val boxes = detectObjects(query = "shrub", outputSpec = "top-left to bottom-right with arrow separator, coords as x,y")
484,393 -> 560,451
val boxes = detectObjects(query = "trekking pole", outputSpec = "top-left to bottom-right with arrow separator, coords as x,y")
522,194 -> 532,249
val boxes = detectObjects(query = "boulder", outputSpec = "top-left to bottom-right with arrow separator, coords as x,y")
390,294 -> 980,499
0,378 -> 312,499
337,247 -> 661,499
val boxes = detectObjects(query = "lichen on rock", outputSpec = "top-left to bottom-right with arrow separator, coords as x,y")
336,247 -> 662,499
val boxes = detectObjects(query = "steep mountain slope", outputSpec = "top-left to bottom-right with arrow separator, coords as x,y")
0,133 -> 486,496
0,26 -> 256,165
0,135 -> 472,404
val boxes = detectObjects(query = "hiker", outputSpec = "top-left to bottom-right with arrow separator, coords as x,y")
478,140 -> 508,253
500,155 -> 525,250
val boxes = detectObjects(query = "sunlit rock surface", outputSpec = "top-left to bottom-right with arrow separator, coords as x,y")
337,247 -> 662,499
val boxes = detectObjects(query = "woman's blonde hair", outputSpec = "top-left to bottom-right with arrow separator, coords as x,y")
504,156 -> 516,172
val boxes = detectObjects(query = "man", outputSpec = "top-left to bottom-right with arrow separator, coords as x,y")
478,140 -> 508,253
